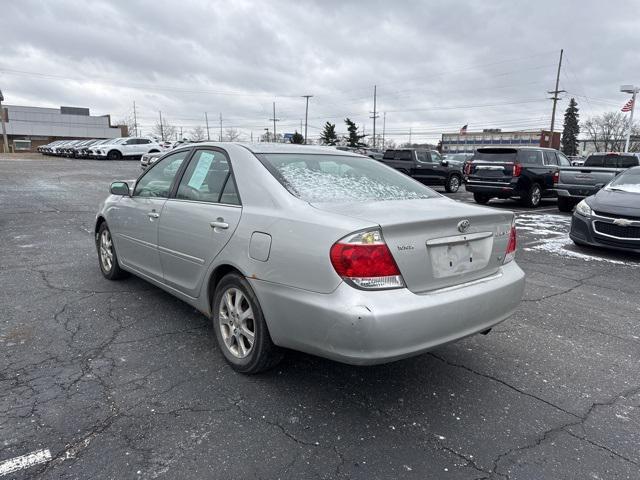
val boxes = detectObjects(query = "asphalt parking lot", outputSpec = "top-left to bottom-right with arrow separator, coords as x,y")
1,156 -> 640,480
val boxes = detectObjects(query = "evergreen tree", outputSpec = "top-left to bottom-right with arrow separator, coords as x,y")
561,98 -> 580,156
344,118 -> 365,147
291,131 -> 304,144
319,122 -> 338,145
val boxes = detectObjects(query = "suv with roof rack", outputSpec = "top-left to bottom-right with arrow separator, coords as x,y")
464,147 -> 569,207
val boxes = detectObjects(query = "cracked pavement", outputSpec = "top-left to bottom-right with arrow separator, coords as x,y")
1,156 -> 640,479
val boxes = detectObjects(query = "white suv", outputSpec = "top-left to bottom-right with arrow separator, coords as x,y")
94,137 -> 162,160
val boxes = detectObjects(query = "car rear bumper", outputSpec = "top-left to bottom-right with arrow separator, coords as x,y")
570,214 -> 640,254
250,261 -> 525,365
555,185 -> 598,199
464,181 -> 520,198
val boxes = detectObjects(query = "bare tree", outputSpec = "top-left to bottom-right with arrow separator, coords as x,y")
223,127 -> 242,142
583,112 -> 640,152
189,126 -> 207,142
152,118 -> 177,141
113,115 -> 137,137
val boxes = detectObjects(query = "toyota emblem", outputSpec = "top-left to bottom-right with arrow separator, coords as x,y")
457,219 -> 470,233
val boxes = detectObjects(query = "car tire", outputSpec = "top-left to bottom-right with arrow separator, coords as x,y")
445,174 -> 461,193
107,150 -> 122,160
473,193 -> 490,204
522,183 -> 542,208
96,223 -> 127,280
212,273 -> 283,374
557,197 -> 574,212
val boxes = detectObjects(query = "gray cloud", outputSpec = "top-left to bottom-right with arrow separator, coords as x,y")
1,0 -> 638,142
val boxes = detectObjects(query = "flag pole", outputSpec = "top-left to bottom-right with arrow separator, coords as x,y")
625,91 -> 637,153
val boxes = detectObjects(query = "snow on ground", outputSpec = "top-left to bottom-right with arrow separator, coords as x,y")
516,213 -> 638,266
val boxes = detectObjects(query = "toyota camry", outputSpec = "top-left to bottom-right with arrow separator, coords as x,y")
95,143 -> 525,373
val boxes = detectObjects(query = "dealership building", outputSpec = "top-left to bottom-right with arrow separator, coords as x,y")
441,129 -> 560,153
1,104 -> 124,152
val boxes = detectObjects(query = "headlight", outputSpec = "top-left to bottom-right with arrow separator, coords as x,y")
575,199 -> 592,217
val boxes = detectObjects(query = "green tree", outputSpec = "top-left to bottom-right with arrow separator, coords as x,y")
344,118 -> 365,147
291,131 -> 304,144
319,122 -> 339,145
561,98 -> 580,156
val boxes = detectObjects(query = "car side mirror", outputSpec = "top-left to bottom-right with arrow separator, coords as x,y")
110,181 -> 130,196
440,160 -> 449,167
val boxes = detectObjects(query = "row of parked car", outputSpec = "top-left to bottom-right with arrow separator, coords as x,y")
38,137 -> 166,160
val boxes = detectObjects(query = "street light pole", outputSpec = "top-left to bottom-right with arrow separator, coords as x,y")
621,85 -> 639,153
0,90 -> 9,154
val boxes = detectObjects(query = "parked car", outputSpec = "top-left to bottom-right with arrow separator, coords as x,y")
73,139 -> 103,158
444,153 -> 474,163
93,137 -> 162,160
555,152 -> 640,212
568,155 -> 586,166
140,151 -> 164,170
570,166 -> 640,253
464,147 -> 569,207
380,148 -> 464,192
95,143 -> 524,373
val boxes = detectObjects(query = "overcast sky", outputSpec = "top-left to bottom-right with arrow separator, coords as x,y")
1,0 -> 639,143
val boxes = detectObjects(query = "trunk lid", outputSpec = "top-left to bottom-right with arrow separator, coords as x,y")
311,197 -> 514,293
558,166 -> 620,187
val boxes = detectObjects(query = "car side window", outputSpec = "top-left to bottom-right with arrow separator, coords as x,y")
139,139 -> 151,145
416,151 -> 430,163
556,152 -> 571,166
618,156 -> 638,168
543,151 -> 558,165
518,150 -> 543,165
133,150 -> 189,198
176,149 -> 239,204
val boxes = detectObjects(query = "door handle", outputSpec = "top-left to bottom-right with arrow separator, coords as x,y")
147,211 -> 160,219
210,221 -> 229,229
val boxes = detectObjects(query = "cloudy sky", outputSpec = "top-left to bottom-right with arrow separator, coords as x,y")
2,0 -> 639,143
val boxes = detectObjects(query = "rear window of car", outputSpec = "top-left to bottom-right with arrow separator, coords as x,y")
473,149 -> 517,162
258,153 -> 438,202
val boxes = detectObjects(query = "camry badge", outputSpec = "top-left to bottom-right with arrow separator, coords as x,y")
613,218 -> 633,227
458,219 -> 470,233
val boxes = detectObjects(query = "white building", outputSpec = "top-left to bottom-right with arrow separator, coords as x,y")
1,105 -> 123,152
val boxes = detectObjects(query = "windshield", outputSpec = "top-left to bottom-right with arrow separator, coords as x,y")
606,167 -> 640,193
259,153 -> 439,202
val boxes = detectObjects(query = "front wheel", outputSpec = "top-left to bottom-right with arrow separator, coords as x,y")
445,174 -> 461,193
212,273 -> 282,374
107,150 -> 122,160
96,223 -> 127,280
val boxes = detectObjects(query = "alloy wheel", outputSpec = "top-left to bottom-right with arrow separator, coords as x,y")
218,288 -> 255,358
99,229 -> 113,272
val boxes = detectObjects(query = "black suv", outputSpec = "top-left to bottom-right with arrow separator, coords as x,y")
464,147 -> 570,207
380,148 -> 464,192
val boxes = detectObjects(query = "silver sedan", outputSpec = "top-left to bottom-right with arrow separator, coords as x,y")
95,143 -> 525,373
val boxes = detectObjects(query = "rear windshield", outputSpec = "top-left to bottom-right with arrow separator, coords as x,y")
259,153 -> 438,202
473,149 -> 517,162
585,154 -> 639,168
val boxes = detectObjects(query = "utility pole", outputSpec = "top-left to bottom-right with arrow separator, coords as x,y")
409,127 -> 412,145
301,95 -> 312,144
204,112 -> 210,140
179,126 -> 183,140
133,101 -> 138,137
625,91 -> 637,152
159,111 -> 164,141
250,131 -> 253,143
369,85 -> 379,148
547,49 -> 565,149
0,90 -> 8,154
219,113 -> 223,142
269,102 -> 280,142
382,112 -> 386,149
264,128 -> 270,143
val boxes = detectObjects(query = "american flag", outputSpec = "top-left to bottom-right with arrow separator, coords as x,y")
460,124 -> 468,135
621,97 -> 635,112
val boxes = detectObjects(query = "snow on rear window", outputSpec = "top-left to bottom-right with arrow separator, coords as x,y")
261,153 -> 437,202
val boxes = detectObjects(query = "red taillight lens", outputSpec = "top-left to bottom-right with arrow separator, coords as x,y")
464,162 -> 472,175
512,163 -> 522,177
504,223 -> 517,264
330,229 -> 404,289
553,170 -> 559,184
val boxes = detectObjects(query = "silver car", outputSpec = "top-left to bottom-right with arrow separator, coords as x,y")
95,143 -> 525,373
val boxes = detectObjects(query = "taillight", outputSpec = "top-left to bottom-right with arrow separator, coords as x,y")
512,163 -> 522,177
553,170 -> 559,185
464,161 -> 472,175
503,222 -> 517,264
330,229 -> 404,290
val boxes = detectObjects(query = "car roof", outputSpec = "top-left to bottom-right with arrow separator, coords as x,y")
189,142 -> 364,157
